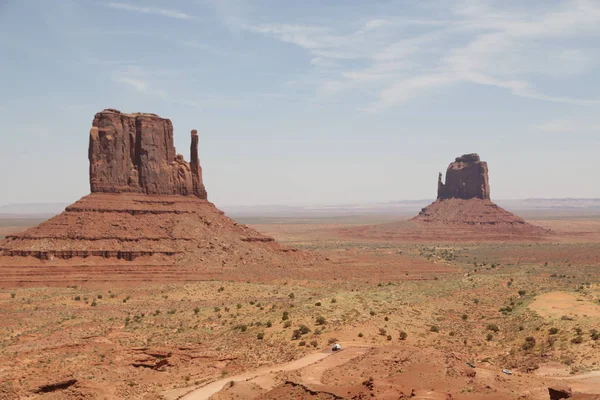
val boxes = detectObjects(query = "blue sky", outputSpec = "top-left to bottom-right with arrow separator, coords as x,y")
0,0 -> 599,206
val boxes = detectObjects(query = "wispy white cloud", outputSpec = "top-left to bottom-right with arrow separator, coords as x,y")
105,2 -> 196,20
242,0 -> 600,111
111,66 -> 166,97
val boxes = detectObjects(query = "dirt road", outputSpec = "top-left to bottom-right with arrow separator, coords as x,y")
177,347 -> 369,400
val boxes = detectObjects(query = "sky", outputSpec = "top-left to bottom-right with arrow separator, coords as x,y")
0,0 -> 599,206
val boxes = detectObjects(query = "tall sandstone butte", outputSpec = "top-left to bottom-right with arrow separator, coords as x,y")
89,109 -> 207,198
0,109 -> 299,283
437,153 -> 490,200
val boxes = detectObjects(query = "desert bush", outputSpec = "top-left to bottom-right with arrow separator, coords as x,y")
315,302 -> 321,306
194,307 -> 200,315
522,336 -> 536,350
384,316 -> 389,322
590,330 -> 599,341
486,333 -> 493,341
315,316 -> 326,325
549,327 -> 559,335
449,331 -> 455,336
97,294 -> 103,299
291,329 -> 302,340
91,300 -> 97,307
430,325 -> 440,333
282,311 -> 289,321
74,296 -> 81,301
299,325 -> 311,335
283,320 -> 292,328
233,324 -> 247,332
518,290 -> 526,296
387,335 -> 392,341
399,331 -> 407,340
10,293 -> 15,299
236,303 -> 242,309
571,336 -> 584,344
379,328 -> 387,336
310,340 -> 318,347
214,307 -> 220,312
266,321 -> 273,328
575,327 -> 583,335
462,314 -> 468,320
331,298 -> 337,303
486,324 -> 499,333
358,332 -> 364,337
218,286 -> 225,292
257,332 -> 264,340
369,311 -> 376,316
288,292 -> 295,299
298,341 -> 306,346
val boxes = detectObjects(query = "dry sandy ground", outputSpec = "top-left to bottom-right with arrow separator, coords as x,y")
1,215 -> 600,399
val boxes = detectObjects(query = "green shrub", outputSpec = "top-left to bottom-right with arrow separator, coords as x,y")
430,325 -> 440,333
299,325 -> 311,335
282,311 -> 289,321
399,331 -> 407,340
315,316 -> 326,325
257,332 -> 264,340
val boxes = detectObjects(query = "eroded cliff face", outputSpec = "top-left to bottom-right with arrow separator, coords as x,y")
437,153 -> 490,200
89,109 -> 207,198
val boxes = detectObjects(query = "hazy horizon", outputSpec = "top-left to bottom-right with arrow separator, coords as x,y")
1,0 -> 599,206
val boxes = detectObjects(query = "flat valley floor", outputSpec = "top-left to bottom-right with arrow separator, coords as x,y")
1,212 -> 600,399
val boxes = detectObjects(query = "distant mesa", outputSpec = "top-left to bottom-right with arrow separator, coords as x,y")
0,109 -> 303,285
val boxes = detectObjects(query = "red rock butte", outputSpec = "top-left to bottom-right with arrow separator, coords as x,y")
411,153 -> 549,237
0,109 -> 307,286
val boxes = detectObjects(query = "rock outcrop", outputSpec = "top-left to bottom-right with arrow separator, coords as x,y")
437,153 -> 490,200
89,109 -> 207,198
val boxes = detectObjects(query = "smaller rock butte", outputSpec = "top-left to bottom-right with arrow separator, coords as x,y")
411,153 -> 549,237
89,109 -> 207,198
437,153 -> 490,200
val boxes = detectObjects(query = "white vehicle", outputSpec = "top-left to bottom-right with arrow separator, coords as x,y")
331,343 -> 342,351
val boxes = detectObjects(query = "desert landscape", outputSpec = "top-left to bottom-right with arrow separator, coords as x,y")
0,110 -> 599,400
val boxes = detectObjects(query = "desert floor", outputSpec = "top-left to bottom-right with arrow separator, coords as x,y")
1,213 -> 600,399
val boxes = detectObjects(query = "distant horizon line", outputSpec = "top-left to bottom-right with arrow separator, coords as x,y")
2,197 -> 600,209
